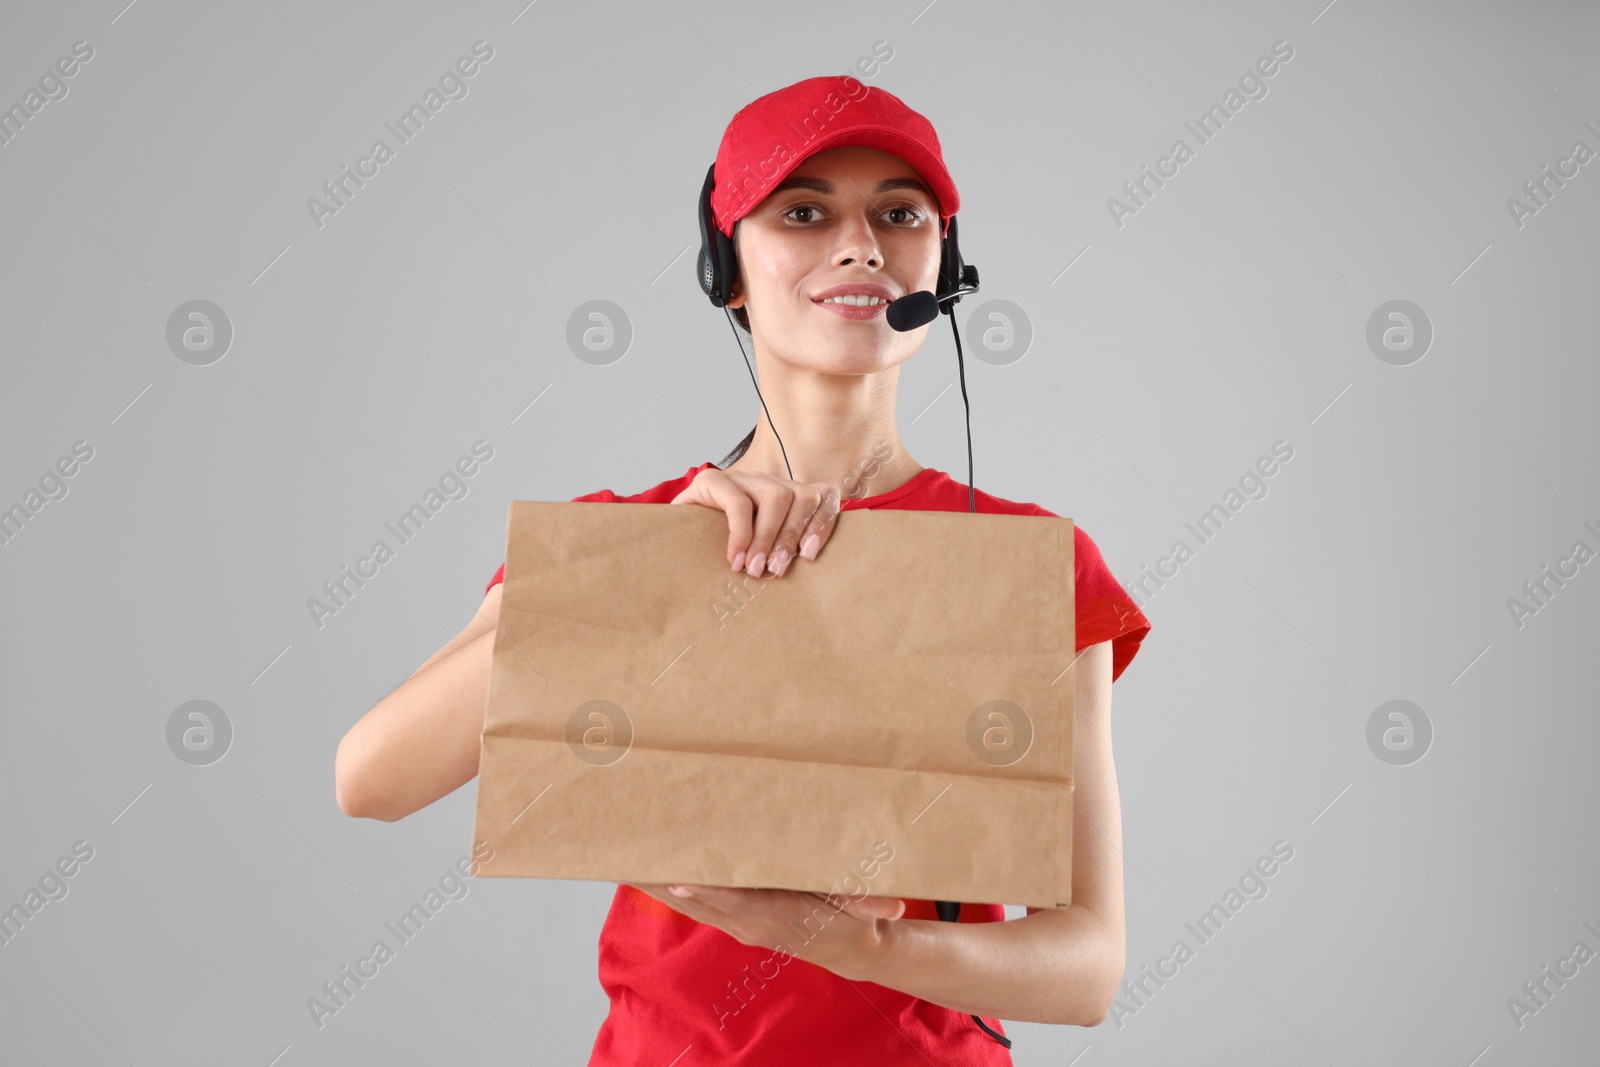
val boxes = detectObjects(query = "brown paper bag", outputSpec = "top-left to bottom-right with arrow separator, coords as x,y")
470,498 -> 1076,909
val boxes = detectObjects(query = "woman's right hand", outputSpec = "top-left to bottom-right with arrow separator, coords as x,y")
669,467 -> 842,578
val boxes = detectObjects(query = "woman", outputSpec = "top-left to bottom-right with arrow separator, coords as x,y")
335,75 -> 1151,1064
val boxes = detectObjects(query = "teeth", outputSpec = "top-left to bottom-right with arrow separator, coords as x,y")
821,294 -> 885,306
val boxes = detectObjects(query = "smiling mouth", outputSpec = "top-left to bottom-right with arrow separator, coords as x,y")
815,294 -> 890,307
814,295 -> 889,320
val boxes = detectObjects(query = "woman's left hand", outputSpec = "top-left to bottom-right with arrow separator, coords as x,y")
622,882 -> 905,981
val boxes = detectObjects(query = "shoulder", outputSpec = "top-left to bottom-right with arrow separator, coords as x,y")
484,462 -> 713,593
922,478 -> 1116,571
920,473 -> 1051,516
575,461 -> 717,504
1021,498 -> 1153,682
1017,500 -> 1113,573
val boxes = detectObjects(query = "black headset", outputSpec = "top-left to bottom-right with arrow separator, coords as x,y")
695,161 -> 1010,1051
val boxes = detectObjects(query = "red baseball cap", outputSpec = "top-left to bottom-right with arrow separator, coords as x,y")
709,75 -> 960,240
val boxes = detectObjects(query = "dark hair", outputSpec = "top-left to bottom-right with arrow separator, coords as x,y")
719,425 -> 756,468
719,221 -> 757,467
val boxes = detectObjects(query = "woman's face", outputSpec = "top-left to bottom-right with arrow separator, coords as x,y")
727,146 -> 944,375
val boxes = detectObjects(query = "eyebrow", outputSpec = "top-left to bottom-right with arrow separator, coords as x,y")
772,175 -> 936,201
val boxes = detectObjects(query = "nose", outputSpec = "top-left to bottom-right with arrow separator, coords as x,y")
832,207 -> 883,270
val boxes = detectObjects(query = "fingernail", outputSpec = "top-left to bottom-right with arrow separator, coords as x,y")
732,551 -> 745,572
670,885 -> 694,898
746,551 -> 765,577
800,534 -> 820,560
769,548 -> 790,576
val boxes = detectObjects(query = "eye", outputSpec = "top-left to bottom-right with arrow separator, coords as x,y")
781,203 -> 929,225
885,205 -> 927,225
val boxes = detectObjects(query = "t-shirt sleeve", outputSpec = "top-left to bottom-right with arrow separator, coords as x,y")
1030,506 -> 1151,683
484,488 -> 616,595
1072,524 -> 1151,682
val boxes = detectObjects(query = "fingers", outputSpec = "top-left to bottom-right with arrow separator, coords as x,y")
677,469 -> 840,578
854,895 -> 906,920
810,891 -> 905,921
724,470 -> 795,578
795,485 -> 842,564
753,480 -> 828,579
743,474 -> 838,578
843,895 -> 905,921
626,882 -> 698,913
736,481 -> 839,578
670,470 -> 754,571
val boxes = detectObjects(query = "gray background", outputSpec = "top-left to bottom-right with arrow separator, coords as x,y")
2,0 -> 1597,1063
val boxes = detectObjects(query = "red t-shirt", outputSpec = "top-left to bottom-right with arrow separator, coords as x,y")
484,461 -> 1151,1065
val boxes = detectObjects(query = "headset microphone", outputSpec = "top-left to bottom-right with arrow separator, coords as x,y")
884,291 -> 939,332
884,277 -> 980,333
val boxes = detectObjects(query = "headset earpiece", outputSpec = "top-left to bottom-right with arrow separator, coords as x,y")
937,214 -> 977,315
938,215 -> 960,296
696,163 -> 738,308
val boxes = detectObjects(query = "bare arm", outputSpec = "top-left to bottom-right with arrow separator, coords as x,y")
847,639 -> 1127,1026
334,584 -> 504,822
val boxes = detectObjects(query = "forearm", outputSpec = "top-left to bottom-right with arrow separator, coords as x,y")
847,906 -> 1120,1027
335,629 -> 493,821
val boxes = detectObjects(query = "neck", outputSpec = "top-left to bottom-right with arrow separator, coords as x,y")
723,359 -> 923,501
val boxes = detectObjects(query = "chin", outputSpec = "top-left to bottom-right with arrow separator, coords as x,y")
808,336 -> 909,375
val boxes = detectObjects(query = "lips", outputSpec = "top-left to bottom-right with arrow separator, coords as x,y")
812,283 -> 897,303
814,298 -> 887,320
812,283 -> 896,321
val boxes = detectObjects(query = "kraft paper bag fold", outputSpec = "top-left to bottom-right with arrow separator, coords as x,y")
470,499 -> 1077,909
